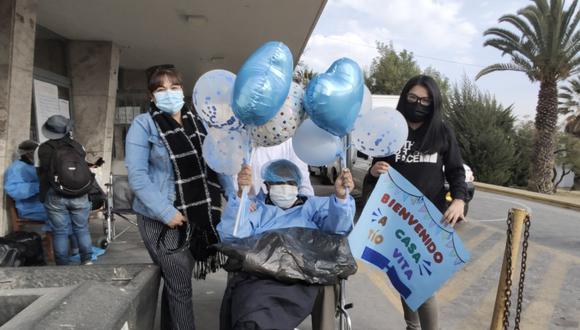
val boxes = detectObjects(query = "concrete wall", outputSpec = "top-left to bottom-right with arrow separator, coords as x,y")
68,41 -> 120,186
0,0 -> 38,235
0,264 -> 160,330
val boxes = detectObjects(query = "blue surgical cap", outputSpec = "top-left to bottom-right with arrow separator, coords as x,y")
261,159 -> 302,185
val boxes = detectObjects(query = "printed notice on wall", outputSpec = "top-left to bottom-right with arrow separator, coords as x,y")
33,79 -> 70,142
58,99 -> 69,115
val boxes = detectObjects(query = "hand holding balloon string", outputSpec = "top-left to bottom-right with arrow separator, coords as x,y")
233,144 -> 253,237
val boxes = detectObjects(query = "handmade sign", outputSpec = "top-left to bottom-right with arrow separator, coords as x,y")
348,168 -> 470,311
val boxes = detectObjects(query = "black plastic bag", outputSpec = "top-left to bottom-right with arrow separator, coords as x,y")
0,241 -> 22,267
215,227 -> 358,285
4,231 -> 45,266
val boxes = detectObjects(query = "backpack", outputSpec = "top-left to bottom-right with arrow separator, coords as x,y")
4,231 -> 45,266
47,141 -> 94,197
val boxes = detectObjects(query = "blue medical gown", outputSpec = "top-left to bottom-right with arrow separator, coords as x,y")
218,194 -> 355,241
4,160 -> 48,222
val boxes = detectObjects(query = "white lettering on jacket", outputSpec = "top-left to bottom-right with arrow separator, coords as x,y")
394,141 -> 438,164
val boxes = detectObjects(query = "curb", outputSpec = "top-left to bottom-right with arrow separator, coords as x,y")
474,182 -> 580,211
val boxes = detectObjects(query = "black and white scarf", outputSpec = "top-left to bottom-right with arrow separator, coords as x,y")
150,103 -> 224,279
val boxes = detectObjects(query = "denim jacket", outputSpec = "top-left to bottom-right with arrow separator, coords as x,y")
125,113 -> 234,224
125,113 -> 177,224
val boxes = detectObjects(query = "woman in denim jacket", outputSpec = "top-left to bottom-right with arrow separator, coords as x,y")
125,66 -> 231,330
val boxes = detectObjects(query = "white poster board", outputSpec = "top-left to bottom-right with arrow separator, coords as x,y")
33,79 -> 70,142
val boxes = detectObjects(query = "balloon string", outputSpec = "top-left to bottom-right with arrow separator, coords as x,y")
340,136 -> 350,197
233,136 -> 254,238
340,137 -> 352,223
233,186 -> 249,237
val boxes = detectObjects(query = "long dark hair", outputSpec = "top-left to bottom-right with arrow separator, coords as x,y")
396,75 -> 447,154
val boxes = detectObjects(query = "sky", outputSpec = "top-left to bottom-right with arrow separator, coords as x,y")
299,0 -> 542,121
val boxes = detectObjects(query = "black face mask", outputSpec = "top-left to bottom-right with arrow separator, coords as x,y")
400,102 -> 432,123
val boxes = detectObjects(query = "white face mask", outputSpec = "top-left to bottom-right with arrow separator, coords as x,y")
154,90 -> 184,114
268,184 -> 298,209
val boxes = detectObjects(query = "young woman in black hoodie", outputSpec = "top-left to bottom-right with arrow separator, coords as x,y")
363,75 -> 468,330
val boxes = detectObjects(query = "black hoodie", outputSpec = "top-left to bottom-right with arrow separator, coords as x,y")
363,122 -> 467,212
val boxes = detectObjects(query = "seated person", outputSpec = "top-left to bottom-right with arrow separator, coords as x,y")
231,139 -> 315,197
4,140 -> 48,222
217,159 -> 355,330
5,140 -> 80,261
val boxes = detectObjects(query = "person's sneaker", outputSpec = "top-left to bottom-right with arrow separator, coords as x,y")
81,260 -> 94,266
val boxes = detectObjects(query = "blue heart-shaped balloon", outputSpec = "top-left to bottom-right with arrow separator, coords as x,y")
304,58 -> 364,137
232,41 -> 293,126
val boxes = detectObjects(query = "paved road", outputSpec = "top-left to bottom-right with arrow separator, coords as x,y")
98,180 -> 580,329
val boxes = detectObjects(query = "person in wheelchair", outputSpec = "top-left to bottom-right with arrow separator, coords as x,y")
217,159 -> 355,330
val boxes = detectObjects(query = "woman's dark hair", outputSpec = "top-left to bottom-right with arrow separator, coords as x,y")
147,65 -> 183,94
396,75 -> 447,154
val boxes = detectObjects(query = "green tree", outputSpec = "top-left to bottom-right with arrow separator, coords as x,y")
366,42 -> 421,94
511,121 -> 536,186
423,66 -> 451,97
476,0 -> 580,193
293,61 -> 316,87
554,133 -> 580,190
365,42 -> 451,99
445,77 -> 517,185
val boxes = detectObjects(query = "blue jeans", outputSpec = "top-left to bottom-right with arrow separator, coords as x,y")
44,189 -> 92,265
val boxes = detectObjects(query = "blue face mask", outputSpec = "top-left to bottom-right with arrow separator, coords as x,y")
154,90 -> 184,114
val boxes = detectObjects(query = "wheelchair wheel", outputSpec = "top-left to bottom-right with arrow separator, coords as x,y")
337,280 -> 353,330
97,236 -> 109,249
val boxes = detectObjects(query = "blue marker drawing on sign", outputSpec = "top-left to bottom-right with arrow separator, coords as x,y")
361,246 -> 411,298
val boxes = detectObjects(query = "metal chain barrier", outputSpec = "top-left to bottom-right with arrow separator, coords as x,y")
500,210 -> 531,330
502,211 -> 514,329
513,215 -> 531,329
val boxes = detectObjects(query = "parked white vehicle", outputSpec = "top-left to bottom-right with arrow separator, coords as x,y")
309,144 -> 357,184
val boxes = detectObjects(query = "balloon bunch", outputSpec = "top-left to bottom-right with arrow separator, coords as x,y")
194,41 -> 298,176
193,41 -> 299,235
292,58 -> 365,165
193,40 -> 409,235
292,57 -> 408,165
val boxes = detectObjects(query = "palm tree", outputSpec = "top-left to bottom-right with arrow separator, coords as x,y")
559,77 -> 580,137
559,76 -> 580,114
566,115 -> 580,137
476,0 -> 580,193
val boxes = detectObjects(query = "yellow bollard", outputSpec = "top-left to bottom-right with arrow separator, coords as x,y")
490,208 -> 529,330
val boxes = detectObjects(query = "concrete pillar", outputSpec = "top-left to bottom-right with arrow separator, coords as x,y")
68,41 -> 120,186
0,0 -> 37,234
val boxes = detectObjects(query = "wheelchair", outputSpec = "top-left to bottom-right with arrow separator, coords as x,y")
218,227 -> 355,329
222,272 -> 353,329
97,173 -> 137,249
337,279 -> 353,330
